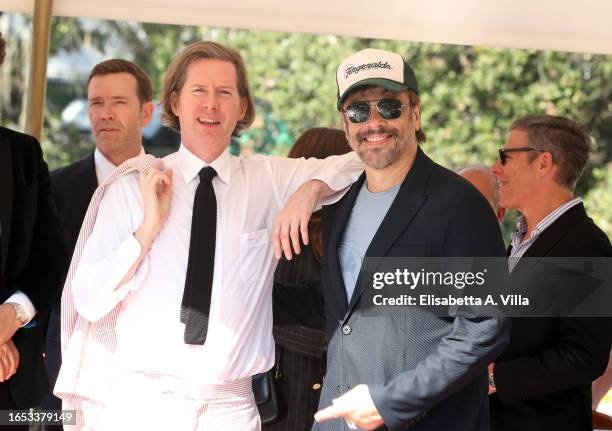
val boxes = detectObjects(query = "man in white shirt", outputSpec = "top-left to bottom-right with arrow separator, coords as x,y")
43,59 -> 154,421
56,41 -> 361,430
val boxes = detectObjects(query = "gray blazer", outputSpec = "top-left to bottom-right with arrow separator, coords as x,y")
316,148 -> 510,431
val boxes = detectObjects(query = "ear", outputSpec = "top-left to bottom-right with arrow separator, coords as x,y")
412,103 -> 421,131
170,91 -> 179,116
140,101 -> 155,128
538,151 -> 555,178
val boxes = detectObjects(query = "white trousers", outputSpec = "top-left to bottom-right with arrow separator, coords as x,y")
82,371 -> 260,431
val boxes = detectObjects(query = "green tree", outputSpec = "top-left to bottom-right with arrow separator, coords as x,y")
1,13 -> 610,236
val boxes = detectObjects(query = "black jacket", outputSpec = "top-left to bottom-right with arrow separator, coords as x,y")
43,153 -> 97,409
490,203 -> 612,431
0,126 -> 67,407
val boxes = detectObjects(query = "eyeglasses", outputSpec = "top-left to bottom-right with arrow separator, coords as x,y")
498,147 -> 545,165
343,98 -> 408,123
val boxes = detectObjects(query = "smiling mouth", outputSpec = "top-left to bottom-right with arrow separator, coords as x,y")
197,117 -> 220,126
361,134 -> 395,147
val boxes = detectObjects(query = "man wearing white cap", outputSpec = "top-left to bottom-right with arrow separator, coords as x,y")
313,48 -> 510,431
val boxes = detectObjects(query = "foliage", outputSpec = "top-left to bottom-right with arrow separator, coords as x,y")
0,13 -> 610,237
584,164 -> 612,236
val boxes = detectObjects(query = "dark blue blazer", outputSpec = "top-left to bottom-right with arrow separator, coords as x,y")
316,147 -> 510,431
490,203 -> 612,431
0,126 -> 66,407
43,153 -> 97,412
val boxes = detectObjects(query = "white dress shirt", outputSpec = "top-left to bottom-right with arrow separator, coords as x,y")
1,147 -> 145,324
71,144 -> 362,384
94,147 -> 145,184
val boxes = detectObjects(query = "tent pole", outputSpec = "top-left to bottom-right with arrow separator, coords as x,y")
25,0 -> 53,140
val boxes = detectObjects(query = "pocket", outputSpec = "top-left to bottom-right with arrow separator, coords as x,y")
239,228 -> 271,284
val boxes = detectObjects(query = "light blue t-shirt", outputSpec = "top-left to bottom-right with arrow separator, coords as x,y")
338,181 -> 401,300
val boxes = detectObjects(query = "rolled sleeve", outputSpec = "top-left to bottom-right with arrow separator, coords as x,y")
267,151 -> 363,209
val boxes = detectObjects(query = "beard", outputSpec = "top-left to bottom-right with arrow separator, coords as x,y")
354,126 -> 403,169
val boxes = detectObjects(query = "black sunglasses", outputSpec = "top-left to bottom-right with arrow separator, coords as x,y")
498,147 -> 545,165
344,98 -> 408,123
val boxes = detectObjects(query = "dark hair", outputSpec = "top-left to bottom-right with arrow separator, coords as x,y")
510,114 -> 592,189
288,128 -> 352,261
0,33 -> 6,66
88,59 -> 153,104
161,41 -> 255,137
341,86 -> 426,143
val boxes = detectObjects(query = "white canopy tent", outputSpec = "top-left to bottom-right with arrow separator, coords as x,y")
1,0 -> 611,138
5,0 -> 612,54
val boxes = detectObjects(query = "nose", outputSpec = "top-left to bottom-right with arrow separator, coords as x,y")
365,104 -> 387,127
491,160 -> 502,176
201,93 -> 218,111
101,104 -> 115,121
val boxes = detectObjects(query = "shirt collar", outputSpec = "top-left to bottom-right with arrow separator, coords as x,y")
513,197 -> 583,247
176,143 -> 232,185
94,147 -> 145,184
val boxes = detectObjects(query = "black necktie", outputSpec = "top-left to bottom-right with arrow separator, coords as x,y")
181,166 -> 217,344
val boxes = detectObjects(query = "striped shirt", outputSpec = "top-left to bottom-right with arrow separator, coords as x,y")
508,197 -> 582,272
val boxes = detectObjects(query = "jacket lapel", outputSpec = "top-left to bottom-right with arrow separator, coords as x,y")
345,147 -> 433,316
76,153 -> 99,212
511,203 -> 587,278
324,173 -> 367,313
0,135 -> 13,275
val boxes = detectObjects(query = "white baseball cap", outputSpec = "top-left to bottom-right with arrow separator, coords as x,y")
336,48 -> 419,110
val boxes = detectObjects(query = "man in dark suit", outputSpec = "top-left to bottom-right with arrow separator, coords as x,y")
489,114 -> 612,430
0,33 -> 66,420
313,48 -> 510,431
43,59 -> 153,414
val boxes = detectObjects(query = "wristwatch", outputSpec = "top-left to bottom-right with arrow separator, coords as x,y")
488,370 -> 496,392
6,302 -> 29,326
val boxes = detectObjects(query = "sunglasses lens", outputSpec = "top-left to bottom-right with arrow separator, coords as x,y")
499,150 -> 506,165
377,99 -> 403,119
346,102 -> 370,123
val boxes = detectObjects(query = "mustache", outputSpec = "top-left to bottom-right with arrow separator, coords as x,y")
356,127 -> 398,142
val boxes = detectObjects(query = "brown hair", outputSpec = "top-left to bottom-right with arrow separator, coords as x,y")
161,41 -> 255,137
88,59 -> 152,104
288,128 -> 352,261
0,33 -> 5,66
510,114 -> 592,189
407,90 -> 426,144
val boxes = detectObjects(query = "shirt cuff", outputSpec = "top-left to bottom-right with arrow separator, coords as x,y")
3,291 -> 37,326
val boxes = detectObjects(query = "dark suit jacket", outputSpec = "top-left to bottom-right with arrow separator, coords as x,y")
43,153 -> 97,407
490,203 -> 612,431
0,126 -> 66,407
316,148 -> 510,431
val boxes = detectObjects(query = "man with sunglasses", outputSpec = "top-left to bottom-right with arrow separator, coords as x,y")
489,115 -> 611,431
312,48 -> 510,431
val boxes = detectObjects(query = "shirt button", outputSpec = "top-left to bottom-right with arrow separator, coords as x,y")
342,325 -> 351,335
336,384 -> 342,393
